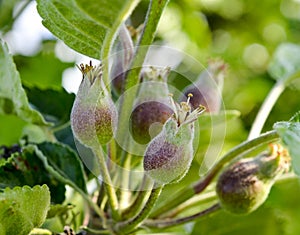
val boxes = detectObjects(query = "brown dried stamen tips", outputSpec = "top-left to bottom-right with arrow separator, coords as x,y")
79,60 -> 94,73
169,93 -> 206,126
76,61 -> 103,84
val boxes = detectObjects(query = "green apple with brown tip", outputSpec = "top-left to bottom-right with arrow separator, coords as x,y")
216,144 -> 290,214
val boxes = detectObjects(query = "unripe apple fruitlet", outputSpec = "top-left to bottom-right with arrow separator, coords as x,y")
130,67 -> 174,144
181,59 -> 227,113
216,144 -> 290,215
71,62 -> 118,148
111,24 -> 134,96
143,94 -> 205,185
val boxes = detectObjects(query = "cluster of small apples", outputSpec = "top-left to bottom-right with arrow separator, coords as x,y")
70,57 -> 290,215
71,58 -> 225,185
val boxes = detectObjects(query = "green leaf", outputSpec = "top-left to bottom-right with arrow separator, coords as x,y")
14,42 -> 73,89
0,145 -> 66,203
47,203 -> 75,219
290,111 -> 300,122
24,86 -> 75,125
273,121 -> 300,176
0,147 -> 19,167
0,115 -> 26,145
0,0 -> 21,33
54,125 -> 77,151
36,142 -> 87,193
198,110 -> 241,130
268,43 -> 300,82
0,185 -> 50,235
0,40 -> 49,126
37,0 -> 140,58
37,0 -> 105,58
29,228 -> 52,235
75,0 -> 125,27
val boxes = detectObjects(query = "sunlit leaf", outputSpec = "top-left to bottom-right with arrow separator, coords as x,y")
0,40 -> 49,126
36,0 -> 140,58
29,228 -> 52,235
268,43 -> 300,83
273,121 -> 300,176
0,115 -> 26,145
0,185 -> 50,235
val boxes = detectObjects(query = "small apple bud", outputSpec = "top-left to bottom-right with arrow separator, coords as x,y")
216,144 -> 290,214
111,24 -> 134,95
71,62 -> 117,148
143,94 -> 205,185
130,67 -> 174,144
181,59 -> 227,113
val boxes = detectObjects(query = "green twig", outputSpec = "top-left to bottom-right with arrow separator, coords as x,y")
108,139 -> 117,165
248,70 -> 300,140
121,175 -> 152,219
248,80 -> 285,140
96,182 -> 105,207
149,173 -> 296,228
150,186 -> 195,219
93,148 -> 120,220
193,130 -> 279,193
51,121 -> 70,133
115,184 -> 163,234
161,191 -> 217,219
145,203 -> 221,229
81,226 -> 110,234
125,0 -> 170,89
116,0 -> 170,146
150,130 -> 279,218
119,153 -> 132,210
